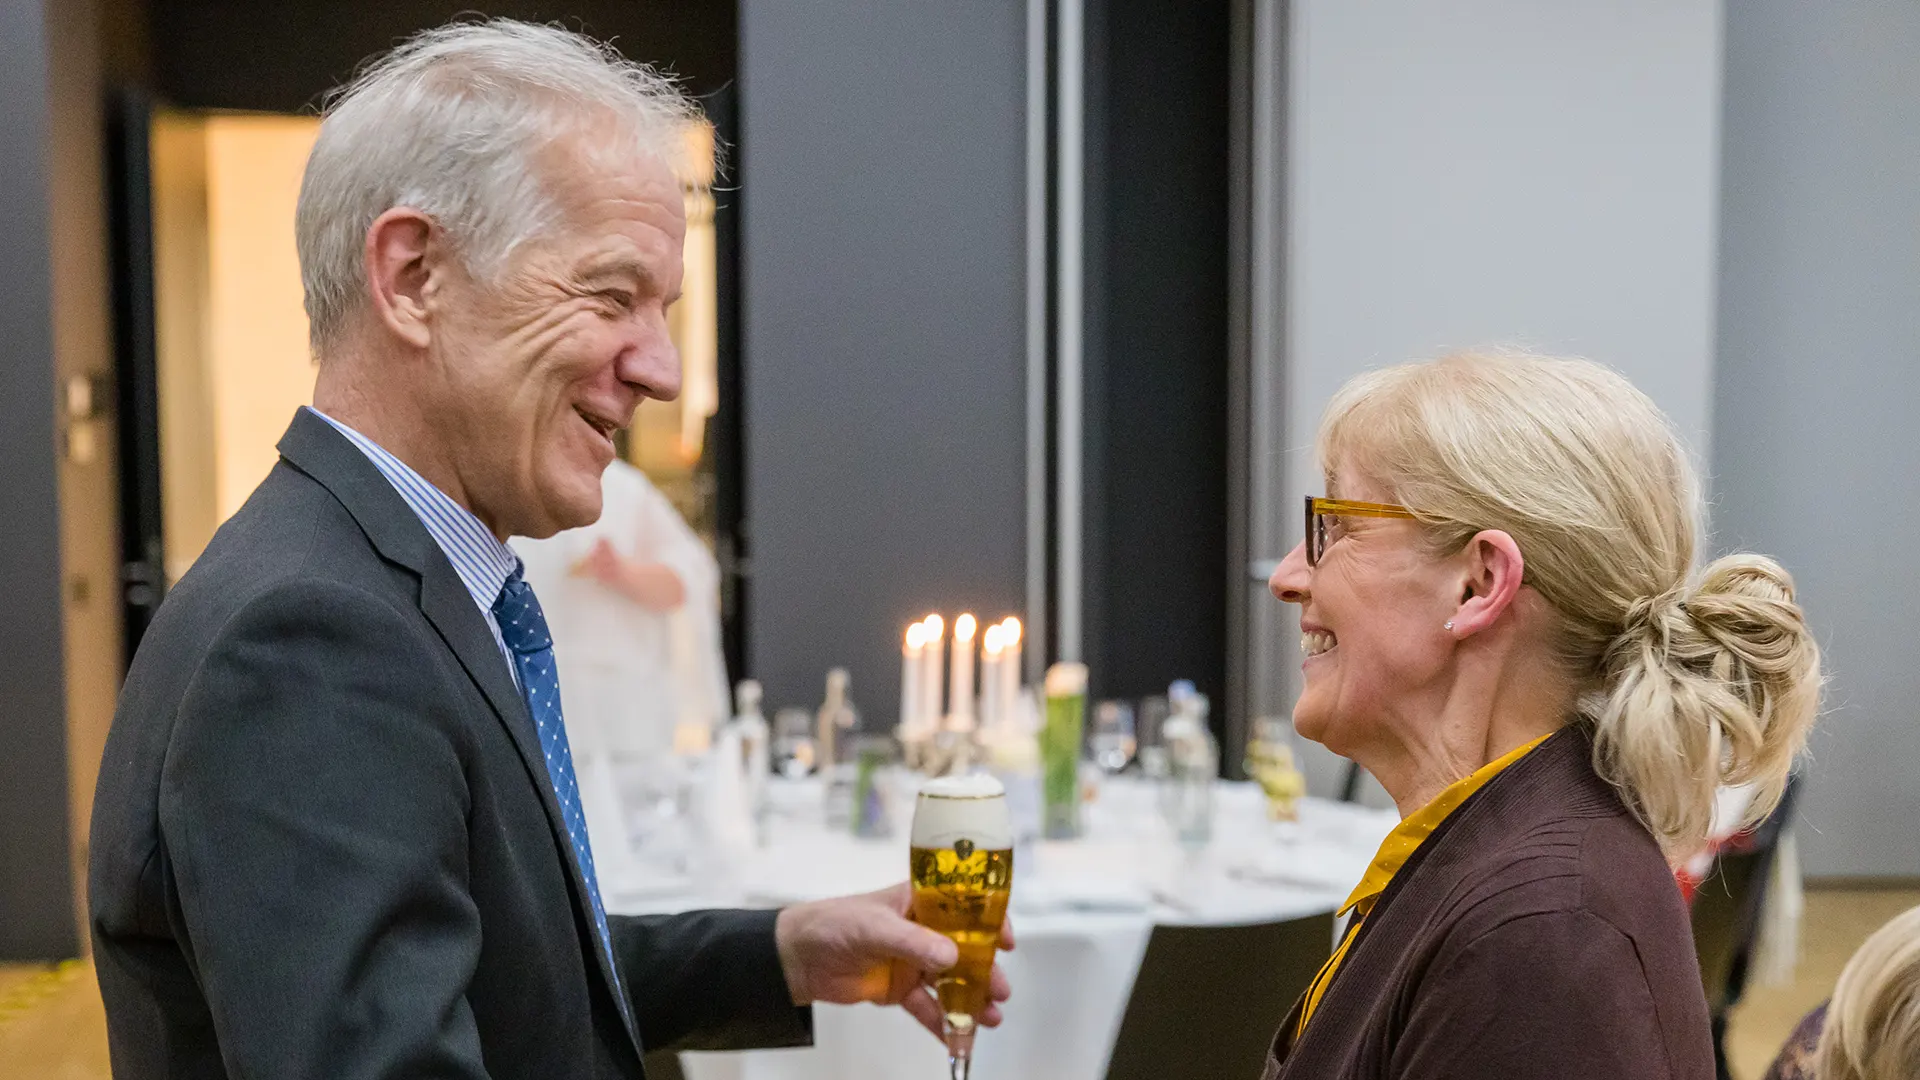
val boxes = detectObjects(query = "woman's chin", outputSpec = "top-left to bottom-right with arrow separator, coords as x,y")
1291,700 -> 1335,748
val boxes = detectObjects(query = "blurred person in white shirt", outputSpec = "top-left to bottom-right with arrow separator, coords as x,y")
512,456 -> 729,893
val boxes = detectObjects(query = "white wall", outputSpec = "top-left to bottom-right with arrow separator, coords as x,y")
1277,0 -> 1725,797
1715,0 -> 1920,879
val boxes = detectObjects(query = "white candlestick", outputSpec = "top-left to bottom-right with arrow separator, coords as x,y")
949,614 -> 978,728
920,614 -> 945,734
901,621 -> 927,732
980,625 -> 1005,731
999,617 -> 1024,730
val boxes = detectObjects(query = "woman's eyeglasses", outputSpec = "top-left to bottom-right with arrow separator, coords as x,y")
1304,496 -> 1418,566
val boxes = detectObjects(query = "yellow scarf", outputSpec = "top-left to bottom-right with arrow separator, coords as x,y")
1295,731 -> 1554,1037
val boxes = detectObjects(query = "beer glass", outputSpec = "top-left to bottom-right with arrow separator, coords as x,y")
910,774 -> 1013,1080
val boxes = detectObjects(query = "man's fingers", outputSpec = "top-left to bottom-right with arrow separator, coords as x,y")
876,880 -> 914,915
979,1002 -> 1004,1028
900,986 -> 945,1038
989,962 -> 1010,1003
998,917 -> 1016,951
876,914 -> 960,971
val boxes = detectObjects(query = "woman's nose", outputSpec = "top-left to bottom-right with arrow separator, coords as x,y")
1270,541 -> 1311,604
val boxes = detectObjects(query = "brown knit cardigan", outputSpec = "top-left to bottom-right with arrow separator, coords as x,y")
1263,724 -> 1714,1080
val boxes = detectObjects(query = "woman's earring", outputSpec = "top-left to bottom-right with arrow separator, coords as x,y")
1443,621 -> 1455,631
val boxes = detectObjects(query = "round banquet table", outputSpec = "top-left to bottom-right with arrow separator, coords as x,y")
608,776 -> 1398,1080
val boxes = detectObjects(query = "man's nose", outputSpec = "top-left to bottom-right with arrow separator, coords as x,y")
617,321 -> 682,403
1270,541 -> 1311,603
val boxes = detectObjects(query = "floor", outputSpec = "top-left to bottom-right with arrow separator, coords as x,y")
5,888 -> 1915,1079
1722,887 -> 1920,1080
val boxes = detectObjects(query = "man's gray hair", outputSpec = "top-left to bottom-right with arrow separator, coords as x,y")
295,18 -> 702,352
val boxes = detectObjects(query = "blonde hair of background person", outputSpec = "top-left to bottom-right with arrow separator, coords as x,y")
1317,347 -> 1823,856
1818,905 -> 1920,1080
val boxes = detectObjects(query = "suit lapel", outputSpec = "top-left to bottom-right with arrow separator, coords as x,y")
414,562 -> 643,1046
276,409 -> 643,1051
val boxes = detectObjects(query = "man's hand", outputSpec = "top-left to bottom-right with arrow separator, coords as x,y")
774,882 -> 1015,1038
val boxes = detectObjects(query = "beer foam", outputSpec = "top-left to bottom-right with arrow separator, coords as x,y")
922,773 -> 1005,798
913,775 -> 1013,850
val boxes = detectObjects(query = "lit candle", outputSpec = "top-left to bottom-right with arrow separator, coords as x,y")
980,624 -> 1005,731
901,621 -> 927,732
999,617 -> 1024,730
950,614 -> 978,729
920,614 -> 945,734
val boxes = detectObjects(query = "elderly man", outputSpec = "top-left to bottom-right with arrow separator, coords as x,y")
88,20 -> 1007,1079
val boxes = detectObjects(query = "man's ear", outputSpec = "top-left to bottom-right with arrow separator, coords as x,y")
1446,530 -> 1525,638
363,207 -> 441,350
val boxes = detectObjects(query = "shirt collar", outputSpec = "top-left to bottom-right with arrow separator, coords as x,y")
305,406 -> 520,613
1340,729 -> 1555,918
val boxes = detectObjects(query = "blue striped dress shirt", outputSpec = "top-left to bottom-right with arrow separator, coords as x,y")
307,406 -> 521,680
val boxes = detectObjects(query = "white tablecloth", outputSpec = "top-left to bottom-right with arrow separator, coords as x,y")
609,777 -> 1397,1080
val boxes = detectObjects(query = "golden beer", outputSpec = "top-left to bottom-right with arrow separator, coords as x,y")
909,774 -> 1013,1079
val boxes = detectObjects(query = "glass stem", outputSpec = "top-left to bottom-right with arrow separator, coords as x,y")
945,1018 -> 976,1080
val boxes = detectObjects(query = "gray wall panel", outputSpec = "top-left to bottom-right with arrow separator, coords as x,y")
1279,0 -> 1724,801
740,2 -> 1027,717
0,0 -> 80,959
1717,0 -> 1920,878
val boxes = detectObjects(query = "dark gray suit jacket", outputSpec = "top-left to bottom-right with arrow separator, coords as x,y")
89,409 -> 810,1079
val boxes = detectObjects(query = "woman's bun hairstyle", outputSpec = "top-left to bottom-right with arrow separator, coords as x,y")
1592,554 -> 1822,852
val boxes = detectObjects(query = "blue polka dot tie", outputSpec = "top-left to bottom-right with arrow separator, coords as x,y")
493,567 -> 621,991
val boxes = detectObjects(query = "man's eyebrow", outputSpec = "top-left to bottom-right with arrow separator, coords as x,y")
580,257 -> 660,291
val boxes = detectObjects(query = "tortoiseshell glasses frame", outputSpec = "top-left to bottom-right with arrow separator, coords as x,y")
1304,496 -> 1419,567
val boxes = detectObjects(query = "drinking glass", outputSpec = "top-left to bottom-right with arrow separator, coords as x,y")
1089,700 -> 1137,775
1137,694 -> 1171,754
771,706 -> 817,779
910,775 -> 1013,1080
1243,715 -> 1307,821
1041,664 -> 1088,839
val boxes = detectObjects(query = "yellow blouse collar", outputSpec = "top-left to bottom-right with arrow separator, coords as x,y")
1339,730 -> 1554,918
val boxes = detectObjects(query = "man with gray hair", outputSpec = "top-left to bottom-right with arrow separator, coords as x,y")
89,19 -> 1009,1079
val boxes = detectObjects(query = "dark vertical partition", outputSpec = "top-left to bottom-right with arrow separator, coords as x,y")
0,0 -> 81,960
1081,0 -> 1231,723
739,1 -> 1029,716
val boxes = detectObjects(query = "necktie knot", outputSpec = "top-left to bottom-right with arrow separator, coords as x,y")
492,567 -> 553,655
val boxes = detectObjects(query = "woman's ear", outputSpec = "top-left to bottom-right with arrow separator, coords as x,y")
1447,530 -> 1525,637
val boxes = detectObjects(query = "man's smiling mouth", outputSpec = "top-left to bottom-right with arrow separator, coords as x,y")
575,407 -> 620,443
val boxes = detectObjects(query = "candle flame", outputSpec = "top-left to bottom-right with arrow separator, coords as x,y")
955,613 -> 978,641
982,624 -> 1004,654
923,613 -> 944,640
1000,616 -> 1023,648
906,622 -> 929,649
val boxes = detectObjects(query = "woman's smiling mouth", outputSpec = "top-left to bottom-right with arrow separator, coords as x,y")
1302,629 -> 1338,657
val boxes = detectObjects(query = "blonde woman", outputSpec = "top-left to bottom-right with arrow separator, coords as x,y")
1763,904 -> 1920,1080
1262,349 -> 1822,1079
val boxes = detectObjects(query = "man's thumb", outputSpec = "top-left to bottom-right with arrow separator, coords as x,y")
891,920 -> 959,971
